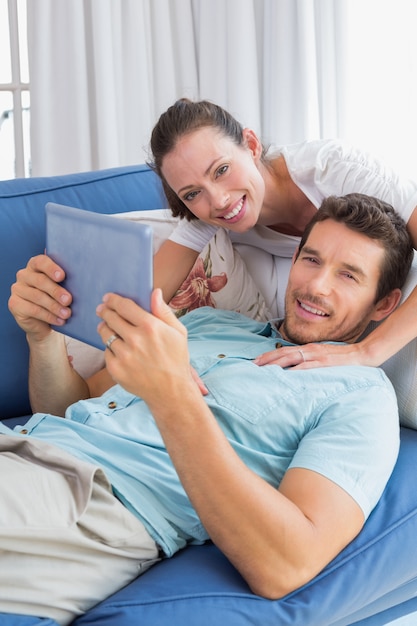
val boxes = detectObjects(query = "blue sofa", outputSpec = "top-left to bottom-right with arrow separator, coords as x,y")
1,165 -> 417,626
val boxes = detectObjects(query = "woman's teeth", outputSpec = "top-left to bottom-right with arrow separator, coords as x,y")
223,198 -> 244,220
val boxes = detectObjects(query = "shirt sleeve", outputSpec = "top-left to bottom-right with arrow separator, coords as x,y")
282,139 -> 417,223
287,374 -> 400,520
168,219 -> 219,252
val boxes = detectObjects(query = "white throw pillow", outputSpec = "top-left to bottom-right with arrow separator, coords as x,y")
114,209 -> 179,253
66,337 -> 105,379
377,252 -> 417,429
169,228 -> 270,321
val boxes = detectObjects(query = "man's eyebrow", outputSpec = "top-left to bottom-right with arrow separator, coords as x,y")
301,245 -> 319,257
301,245 -> 366,278
177,159 -> 221,195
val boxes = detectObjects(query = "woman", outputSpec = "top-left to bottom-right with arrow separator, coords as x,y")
150,98 -> 417,369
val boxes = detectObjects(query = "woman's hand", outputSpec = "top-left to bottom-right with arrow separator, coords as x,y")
253,341 -> 375,369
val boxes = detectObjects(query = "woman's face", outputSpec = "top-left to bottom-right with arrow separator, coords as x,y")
161,126 -> 266,232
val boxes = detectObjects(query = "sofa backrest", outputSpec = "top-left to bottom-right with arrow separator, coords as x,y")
0,165 -> 166,418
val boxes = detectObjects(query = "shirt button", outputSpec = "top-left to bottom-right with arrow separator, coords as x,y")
20,429 -> 28,435
275,342 -> 283,349
108,401 -> 117,409
217,354 -> 226,359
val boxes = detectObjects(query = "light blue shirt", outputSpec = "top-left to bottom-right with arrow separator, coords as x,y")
3,308 -> 400,557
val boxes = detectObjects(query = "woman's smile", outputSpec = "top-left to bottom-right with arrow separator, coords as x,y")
218,196 -> 246,223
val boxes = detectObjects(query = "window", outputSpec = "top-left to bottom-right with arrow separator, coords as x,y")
0,0 -> 30,180
343,1 -> 416,180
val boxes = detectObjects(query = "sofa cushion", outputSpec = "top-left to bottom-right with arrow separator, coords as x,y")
170,228 -> 270,321
0,615 -> 59,625
0,166 -> 165,418
374,254 -> 417,429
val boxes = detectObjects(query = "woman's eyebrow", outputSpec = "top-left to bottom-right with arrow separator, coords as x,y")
177,158 -> 222,195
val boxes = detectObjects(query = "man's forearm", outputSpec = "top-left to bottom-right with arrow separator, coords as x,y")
28,331 -> 90,416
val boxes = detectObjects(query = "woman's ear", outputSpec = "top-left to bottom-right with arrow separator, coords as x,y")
242,128 -> 263,162
371,288 -> 402,322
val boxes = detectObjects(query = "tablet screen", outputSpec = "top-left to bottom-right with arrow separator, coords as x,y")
46,202 -> 153,350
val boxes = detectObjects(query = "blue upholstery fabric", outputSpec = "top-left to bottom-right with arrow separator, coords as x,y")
1,166 -> 417,625
0,166 -> 165,418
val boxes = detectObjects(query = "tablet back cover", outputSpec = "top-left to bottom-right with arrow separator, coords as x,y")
46,202 -> 153,350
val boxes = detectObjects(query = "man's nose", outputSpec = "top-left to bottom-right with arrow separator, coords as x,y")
308,269 -> 333,295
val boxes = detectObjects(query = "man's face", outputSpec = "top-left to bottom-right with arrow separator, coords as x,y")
281,219 -> 386,345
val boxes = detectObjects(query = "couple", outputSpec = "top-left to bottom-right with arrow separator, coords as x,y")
6,191 -> 413,624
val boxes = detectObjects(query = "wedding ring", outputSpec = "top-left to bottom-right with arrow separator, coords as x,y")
105,334 -> 120,351
298,348 -> 306,362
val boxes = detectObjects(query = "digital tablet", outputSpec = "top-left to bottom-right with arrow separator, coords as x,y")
45,202 -> 153,350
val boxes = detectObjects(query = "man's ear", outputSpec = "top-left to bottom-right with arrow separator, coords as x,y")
371,288 -> 402,322
242,128 -> 263,162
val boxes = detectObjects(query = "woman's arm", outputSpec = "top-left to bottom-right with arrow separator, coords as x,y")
153,239 -> 199,302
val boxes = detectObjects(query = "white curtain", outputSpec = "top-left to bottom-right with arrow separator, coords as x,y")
27,0 -> 199,175
27,0 -> 350,176
259,0 -> 348,146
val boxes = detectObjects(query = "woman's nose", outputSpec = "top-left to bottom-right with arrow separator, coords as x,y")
210,187 -> 230,210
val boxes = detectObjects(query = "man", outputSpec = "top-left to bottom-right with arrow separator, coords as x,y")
6,193 -> 413,625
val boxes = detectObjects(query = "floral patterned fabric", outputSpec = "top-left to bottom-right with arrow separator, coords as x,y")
169,229 -> 270,321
